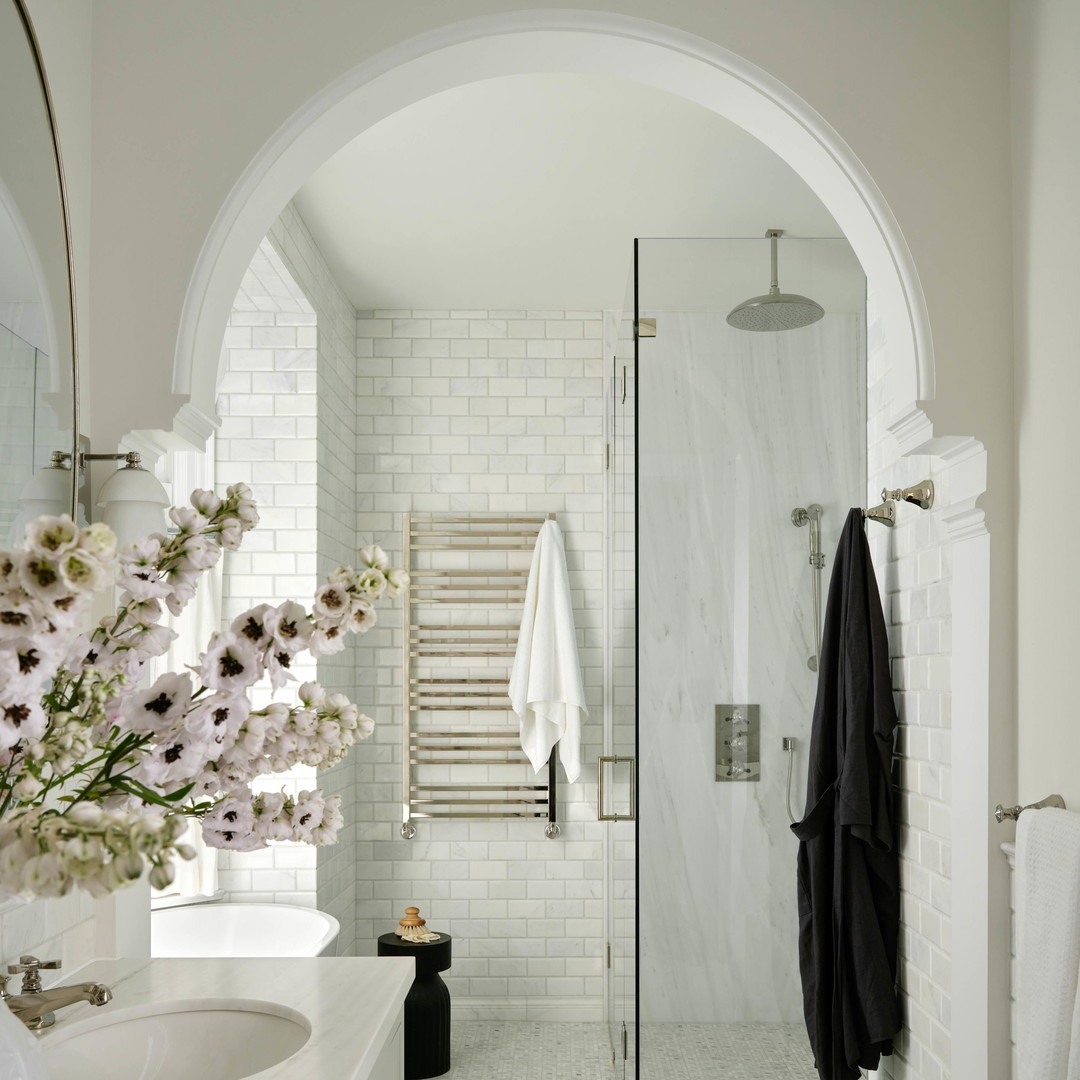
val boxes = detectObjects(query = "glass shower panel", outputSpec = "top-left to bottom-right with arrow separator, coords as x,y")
635,237 -> 865,1077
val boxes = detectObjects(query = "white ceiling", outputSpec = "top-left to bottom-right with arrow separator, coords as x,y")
293,74 -> 850,313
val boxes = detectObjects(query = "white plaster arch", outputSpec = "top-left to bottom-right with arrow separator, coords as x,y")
173,9 -> 935,430
168,12 -> 998,1076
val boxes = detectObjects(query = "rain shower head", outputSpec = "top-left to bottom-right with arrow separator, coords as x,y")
726,229 -> 825,332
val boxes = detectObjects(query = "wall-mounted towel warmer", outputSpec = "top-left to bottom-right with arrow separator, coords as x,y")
400,512 -> 560,839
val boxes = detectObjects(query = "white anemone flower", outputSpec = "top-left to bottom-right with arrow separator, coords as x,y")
167,507 -> 209,535
310,795 -> 345,845
117,594 -> 164,625
265,600 -> 313,655
348,596 -> 377,633
308,624 -> 347,657
0,700 -> 46,751
384,568 -> 410,597
120,672 -> 193,734
297,682 -> 325,708
218,520 -> 244,551
312,583 -> 349,622
136,729 -> 216,789
0,590 -> 38,640
24,516 -> 79,557
20,852 -> 69,898
0,640 -> 51,704
199,631 -> 263,692
184,692 -> 250,752
121,621 -> 177,663
18,556 -> 69,603
202,793 -> 263,852
117,538 -> 171,600
76,521 -> 117,561
174,534 -> 220,571
189,489 -> 222,517
289,790 -> 327,843
231,603 -> 274,652
355,567 -> 387,599
163,568 -> 200,616
357,545 -> 390,571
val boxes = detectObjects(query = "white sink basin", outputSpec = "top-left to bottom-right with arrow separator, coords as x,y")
42,998 -> 311,1080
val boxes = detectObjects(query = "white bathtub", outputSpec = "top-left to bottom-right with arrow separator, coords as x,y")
150,902 -> 340,958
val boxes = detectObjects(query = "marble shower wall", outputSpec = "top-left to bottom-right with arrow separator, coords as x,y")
638,308 -> 865,1023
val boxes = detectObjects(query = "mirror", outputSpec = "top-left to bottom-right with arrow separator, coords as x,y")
0,0 -> 78,539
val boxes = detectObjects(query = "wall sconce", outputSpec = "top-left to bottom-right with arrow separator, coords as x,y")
13,449 -> 169,548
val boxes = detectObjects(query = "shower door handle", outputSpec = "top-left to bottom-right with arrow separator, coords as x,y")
598,756 -> 636,821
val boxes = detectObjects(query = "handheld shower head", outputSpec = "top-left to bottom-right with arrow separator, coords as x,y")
726,229 -> 825,332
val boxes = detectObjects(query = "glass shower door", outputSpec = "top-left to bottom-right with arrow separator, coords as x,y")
634,236 -> 866,1078
604,277 -> 637,1076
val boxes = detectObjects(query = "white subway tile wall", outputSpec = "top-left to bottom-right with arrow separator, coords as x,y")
214,236 -> 320,911
351,308 -> 608,1018
866,295 -> 953,1080
0,894 -> 98,977
268,205 -> 364,956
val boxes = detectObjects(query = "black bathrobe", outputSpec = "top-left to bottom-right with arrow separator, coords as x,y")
791,508 -> 902,1080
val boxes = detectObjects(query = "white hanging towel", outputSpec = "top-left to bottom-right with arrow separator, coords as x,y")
509,519 -> 588,783
1016,806 -> 1080,1080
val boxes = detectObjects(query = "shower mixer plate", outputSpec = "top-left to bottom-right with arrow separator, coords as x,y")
716,704 -> 761,782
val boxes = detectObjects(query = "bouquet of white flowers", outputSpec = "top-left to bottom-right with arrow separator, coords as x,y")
0,483 -> 405,900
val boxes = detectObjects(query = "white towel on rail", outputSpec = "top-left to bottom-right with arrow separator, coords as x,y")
509,519 -> 588,783
1016,806 -> 1080,1080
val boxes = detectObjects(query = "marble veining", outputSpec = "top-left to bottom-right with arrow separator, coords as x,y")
637,310 -> 865,1023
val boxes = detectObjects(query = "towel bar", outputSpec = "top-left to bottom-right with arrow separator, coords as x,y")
401,511 -> 561,839
994,793 -> 1066,822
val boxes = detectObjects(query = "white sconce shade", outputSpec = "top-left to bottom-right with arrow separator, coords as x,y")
96,463 -> 170,548
11,458 -> 72,544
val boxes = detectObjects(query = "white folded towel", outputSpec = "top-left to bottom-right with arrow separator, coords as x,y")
1016,807 -> 1080,1080
509,519 -> 588,783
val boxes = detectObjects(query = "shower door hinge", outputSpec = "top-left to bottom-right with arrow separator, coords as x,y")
606,943 -> 612,969
636,317 -> 656,338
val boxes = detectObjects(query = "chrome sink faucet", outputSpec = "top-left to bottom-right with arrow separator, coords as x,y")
0,955 -> 112,1030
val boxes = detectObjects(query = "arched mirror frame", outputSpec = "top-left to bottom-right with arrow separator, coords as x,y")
2,0 -> 80,522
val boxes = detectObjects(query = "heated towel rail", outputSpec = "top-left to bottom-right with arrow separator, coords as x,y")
400,513 -> 560,839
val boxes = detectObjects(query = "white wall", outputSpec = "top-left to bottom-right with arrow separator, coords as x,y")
84,2 -> 1013,507
1013,1 -> 1080,803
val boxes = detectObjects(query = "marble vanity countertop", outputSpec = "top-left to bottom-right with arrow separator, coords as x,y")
36,955 -> 415,1079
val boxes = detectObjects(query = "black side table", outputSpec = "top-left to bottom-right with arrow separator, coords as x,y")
377,932 -> 453,1079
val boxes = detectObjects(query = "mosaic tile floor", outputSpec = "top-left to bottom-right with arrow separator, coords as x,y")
640,1022 -> 817,1079
445,1021 -> 817,1079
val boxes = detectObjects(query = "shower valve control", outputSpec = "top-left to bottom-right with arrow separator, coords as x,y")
716,704 -> 760,783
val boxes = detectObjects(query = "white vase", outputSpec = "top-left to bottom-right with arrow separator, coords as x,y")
0,1001 -> 50,1079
